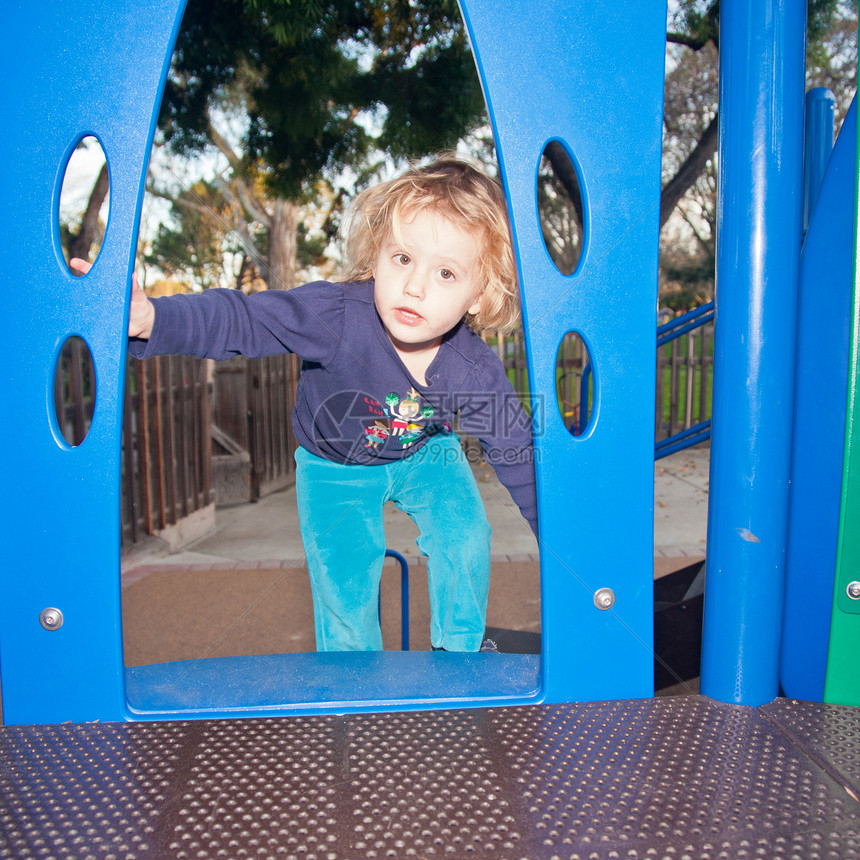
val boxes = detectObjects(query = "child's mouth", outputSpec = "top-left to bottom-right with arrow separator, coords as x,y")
394,307 -> 423,326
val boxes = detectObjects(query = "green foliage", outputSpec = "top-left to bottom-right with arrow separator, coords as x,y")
159,0 -> 486,198
296,220 -> 329,271
144,180 -> 238,289
679,0 -> 720,47
806,0 -> 858,126
158,0 -> 253,154
660,250 -> 715,312
808,0 -> 853,42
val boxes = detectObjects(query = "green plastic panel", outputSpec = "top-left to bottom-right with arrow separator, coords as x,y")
824,97 -> 860,707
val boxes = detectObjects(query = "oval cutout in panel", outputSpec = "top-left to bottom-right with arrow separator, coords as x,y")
537,141 -> 585,276
556,331 -> 594,436
59,136 -> 110,274
54,336 -> 96,446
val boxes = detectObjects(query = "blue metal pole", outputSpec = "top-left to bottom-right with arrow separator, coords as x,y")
803,88 -> 836,235
700,0 -> 806,705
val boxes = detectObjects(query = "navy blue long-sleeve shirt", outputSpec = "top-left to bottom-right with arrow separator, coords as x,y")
129,280 -> 538,534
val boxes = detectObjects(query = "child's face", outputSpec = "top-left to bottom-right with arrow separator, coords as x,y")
373,208 -> 484,356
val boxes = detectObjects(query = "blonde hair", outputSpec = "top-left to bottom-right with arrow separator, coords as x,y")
339,155 -> 521,332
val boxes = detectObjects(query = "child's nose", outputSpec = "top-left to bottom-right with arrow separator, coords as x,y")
403,274 -> 426,300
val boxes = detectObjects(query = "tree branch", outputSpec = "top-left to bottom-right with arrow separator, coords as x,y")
660,112 -> 719,229
231,227 -> 269,274
667,0 -> 720,50
542,140 -> 583,229
236,182 -> 273,228
147,184 -> 215,217
678,204 -> 713,256
212,173 -> 272,229
207,126 -> 272,226
67,162 -> 110,261
667,31 -> 709,49
208,125 -> 242,168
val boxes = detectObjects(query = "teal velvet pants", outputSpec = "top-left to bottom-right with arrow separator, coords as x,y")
295,435 -> 492,652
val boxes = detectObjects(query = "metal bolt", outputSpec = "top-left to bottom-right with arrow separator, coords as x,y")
847,581 -> 860,600
39,607 -> 64,631
593,588 -> 616,610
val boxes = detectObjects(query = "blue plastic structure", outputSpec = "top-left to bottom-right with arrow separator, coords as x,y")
781,99 -> 856,701
700,0 -> 807,706
460,1 -> 667,702
0,0 -> 856,724
0,0 -> 188,724
0,0 -> 666,724
803,88 -> 837,235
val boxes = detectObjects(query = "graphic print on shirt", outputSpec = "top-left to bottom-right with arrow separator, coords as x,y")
385,388 -> 435,448
363,419 -> 391,449
311,387 -> 443,460
311,389 -> 391,460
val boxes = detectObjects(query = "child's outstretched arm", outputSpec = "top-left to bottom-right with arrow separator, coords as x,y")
69,258 -> 155,339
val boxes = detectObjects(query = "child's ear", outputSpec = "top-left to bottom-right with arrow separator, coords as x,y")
467,289 -> 484,318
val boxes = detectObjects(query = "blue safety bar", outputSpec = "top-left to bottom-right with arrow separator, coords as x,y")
656,302 -> 715,347
383,550 -> 410,652
655,421 -> 712,460
577,302 -> 715,452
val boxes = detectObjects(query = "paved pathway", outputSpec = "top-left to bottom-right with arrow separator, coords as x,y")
121,445 -> 710,581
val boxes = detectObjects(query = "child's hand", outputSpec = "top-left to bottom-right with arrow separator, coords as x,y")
69,258 -> 155,339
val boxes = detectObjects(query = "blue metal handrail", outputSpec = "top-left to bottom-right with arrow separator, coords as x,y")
656,420 -> 712,459
579,361 -> 593,432
656,301 -> 715,346
655,302 -> 714,459
563,302 -> 714,453
382,549 -> 410,651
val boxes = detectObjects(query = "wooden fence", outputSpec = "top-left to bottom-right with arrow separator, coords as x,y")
122,355 -> 213,546
54,337 -> 96,446
212,354 -> 300,500
53,343 -> 298,548
655,324 -> 714,440
54,316 -> 713,547
483,322 -> 715,442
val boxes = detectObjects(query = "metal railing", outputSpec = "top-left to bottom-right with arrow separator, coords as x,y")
655,302 -> 714,460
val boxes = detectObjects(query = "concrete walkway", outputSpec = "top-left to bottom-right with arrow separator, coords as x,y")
121,445 -> 709,579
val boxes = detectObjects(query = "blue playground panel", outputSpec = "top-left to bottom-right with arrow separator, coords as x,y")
0,0 -> 665,725
781,99 -> 857,702
0,0 -> 857,726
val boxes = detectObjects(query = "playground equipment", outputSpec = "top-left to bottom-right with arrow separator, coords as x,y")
1,0 -> 859,855
0,0 -> 666,724
0,0 -> 858,720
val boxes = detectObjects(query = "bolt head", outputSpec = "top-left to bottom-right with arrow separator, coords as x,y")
39,607 -> 64,631
593,587 -> 616,610
847,581 -> 860,600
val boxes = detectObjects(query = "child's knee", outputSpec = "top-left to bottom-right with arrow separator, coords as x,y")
417,511 -> 491,559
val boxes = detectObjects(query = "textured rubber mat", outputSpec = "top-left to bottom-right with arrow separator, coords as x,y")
1,697 -> 859,859
485,626 -> 541,654
760,697 -> 860,801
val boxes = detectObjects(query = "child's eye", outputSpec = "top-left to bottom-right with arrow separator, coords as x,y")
395,253 -> 411,266
439,268 -> 454,281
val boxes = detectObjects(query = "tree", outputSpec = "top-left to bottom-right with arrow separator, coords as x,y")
60,137 -> 111,271
149,0 -> 486,290
535,1 -> 857,308
64,0 -> 857,300
536,147 -> 583,278
143,180 -> 238,290
64,162 -> 110,264
654,0 -> 857,310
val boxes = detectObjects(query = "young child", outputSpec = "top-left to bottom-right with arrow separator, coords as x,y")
76,155 -> 537,653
